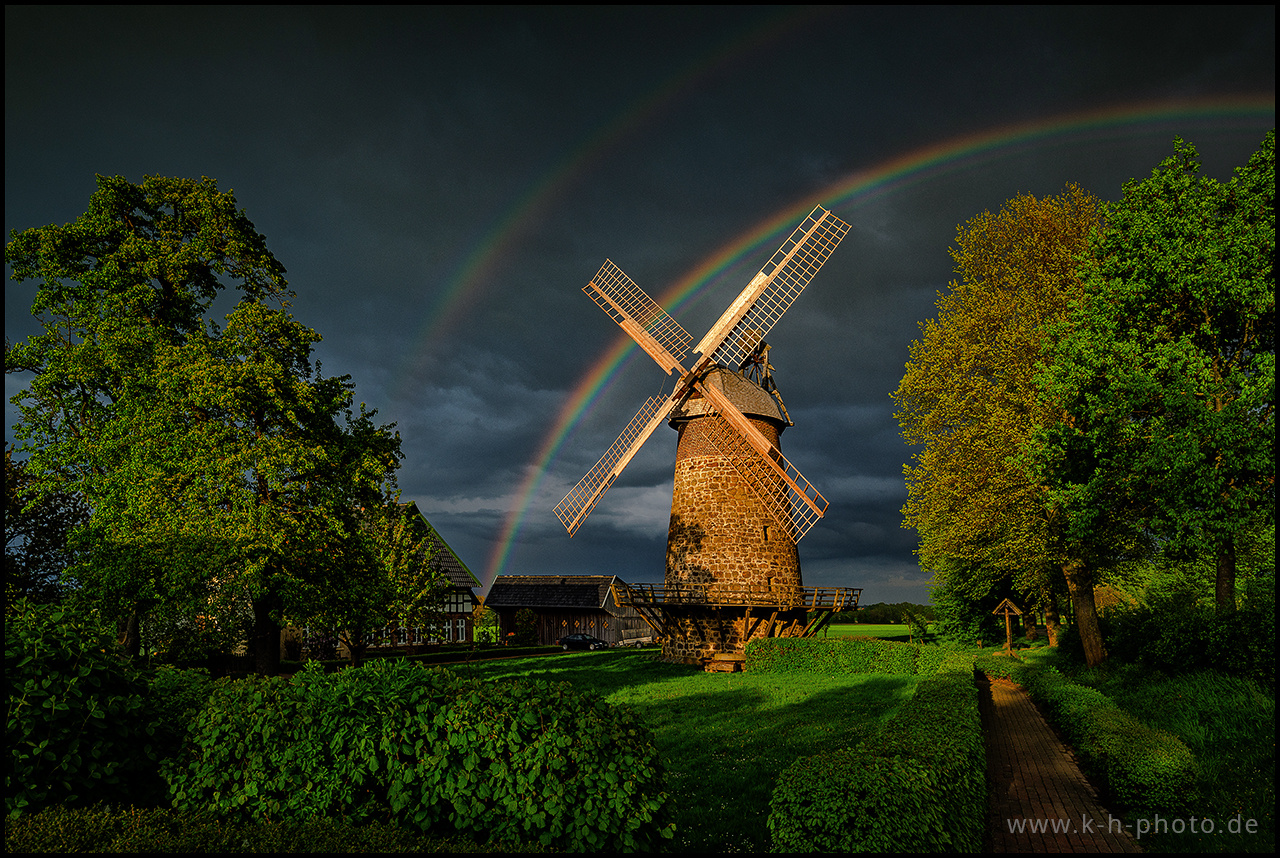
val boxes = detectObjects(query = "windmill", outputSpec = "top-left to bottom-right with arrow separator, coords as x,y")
554,205 -> 861,664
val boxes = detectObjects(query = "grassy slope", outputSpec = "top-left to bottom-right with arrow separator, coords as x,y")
450,650 -> 917,853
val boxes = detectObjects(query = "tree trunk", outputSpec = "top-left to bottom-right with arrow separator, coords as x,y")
1215,539 -> 1237,615
1062,559 -> 1105,667
118,611 -> 142,660
252,593 -> 282,676
1044,593 -> 1061,647
341,631 -> 369,668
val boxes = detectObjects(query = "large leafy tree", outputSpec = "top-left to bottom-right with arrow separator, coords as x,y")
5,445 -> 88,606
301,501 -> 444,667
7,175 -> 402,673
1033,132 -> 1275,617
895,185 -> 1119,663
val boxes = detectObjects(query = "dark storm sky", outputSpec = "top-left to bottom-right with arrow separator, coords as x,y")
5,6 -> 1274,602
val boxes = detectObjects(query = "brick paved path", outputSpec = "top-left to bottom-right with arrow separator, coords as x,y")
978,672 -> 1141,853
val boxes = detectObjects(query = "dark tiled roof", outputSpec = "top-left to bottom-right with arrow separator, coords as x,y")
485,575 -> 619,610
401,502 -> 481,590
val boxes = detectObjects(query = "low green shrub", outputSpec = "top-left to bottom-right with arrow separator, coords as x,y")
147,666 -> 216,767
746,636 -> 937,675
914,643 -> 951,677
2,804 -> 524,853
767,652 -> 983,852
166,659 -> 673,852
1072,667 -> 1275,852
5,601 -> 158,818
1102,598 -> 1275,689
975,655 -> 1197,811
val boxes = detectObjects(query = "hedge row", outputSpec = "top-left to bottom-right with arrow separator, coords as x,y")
2,804 -> 525,853
974,654 -> 1197,811
745,635 -> 949,676
767,650 -> 984,852
166,659 -> 673,852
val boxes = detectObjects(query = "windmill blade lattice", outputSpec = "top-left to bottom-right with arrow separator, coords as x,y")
554,393 -> 678,536
701,206 -> 851,371
556,205 -> 848,538
698,406 -> 828,541
585,260 -> 692,374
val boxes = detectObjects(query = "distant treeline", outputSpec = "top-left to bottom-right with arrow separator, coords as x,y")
832,602 -> 936,624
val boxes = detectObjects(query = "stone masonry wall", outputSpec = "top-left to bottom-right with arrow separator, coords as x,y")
663,412 -> 802,662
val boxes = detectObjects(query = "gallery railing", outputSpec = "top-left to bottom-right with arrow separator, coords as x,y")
612,581 -> 861,612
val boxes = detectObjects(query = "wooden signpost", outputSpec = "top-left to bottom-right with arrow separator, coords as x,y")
992,598 -> 1022,657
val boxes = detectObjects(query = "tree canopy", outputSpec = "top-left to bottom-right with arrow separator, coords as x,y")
898,133 -> 1275,666
1032,132 -> 1275,616
302,501 -> 445,666
5,446 -> 87,606
894,185 -> 1106,655
6,174 -> 403,673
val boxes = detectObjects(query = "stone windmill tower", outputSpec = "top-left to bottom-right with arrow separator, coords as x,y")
554,207 -> 861,665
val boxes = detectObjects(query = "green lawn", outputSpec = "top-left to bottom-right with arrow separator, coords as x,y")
450,649 -> 916,852
821,622 -> 932,639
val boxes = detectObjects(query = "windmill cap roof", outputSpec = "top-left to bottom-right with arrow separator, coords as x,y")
672,366 -> 786,425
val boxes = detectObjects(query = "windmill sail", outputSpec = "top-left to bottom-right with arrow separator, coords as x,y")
698,410 -> 828,541
695,206 -> 850,370
692,377 -> 828,538
554,392 -> 681,537
557,206 -> 848,538
585,260 -> 692,375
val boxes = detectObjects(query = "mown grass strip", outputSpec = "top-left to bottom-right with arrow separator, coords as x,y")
451,650 -> 916,852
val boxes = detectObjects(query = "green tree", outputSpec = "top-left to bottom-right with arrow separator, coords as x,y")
894,185 -> 1115,663
5,446 -> 87,606
300,501 -> 444,666
379,505 -> 446,642
6,175 -> 402,674
1033,132 -> 1275,617
473,604 -> 499,643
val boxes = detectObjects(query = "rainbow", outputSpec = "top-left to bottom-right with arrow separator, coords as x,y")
478,97 -> 1273,591
390,7 -> 821,398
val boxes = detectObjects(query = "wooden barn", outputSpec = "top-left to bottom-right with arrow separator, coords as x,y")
484,575 -> 651,646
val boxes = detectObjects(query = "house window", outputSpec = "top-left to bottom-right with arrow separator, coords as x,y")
442,591 -> 472,614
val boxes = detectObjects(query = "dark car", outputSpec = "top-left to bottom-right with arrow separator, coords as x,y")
557,633 -> 608,651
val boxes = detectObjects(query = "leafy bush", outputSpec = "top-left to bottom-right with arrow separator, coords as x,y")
767,652 -> 983,852
929,583 -> 1001,646
2,804 -> 522,853
1101,594 -> 1275,688
975,655 -> 1197,810
1074,667 -> 1275,851
901,608 -> 931,642
147,666 -> 216,762
914,642 -> 951,677
166,659 -> 673,851
5,601 -> 157,818
513,608 -> 539,646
